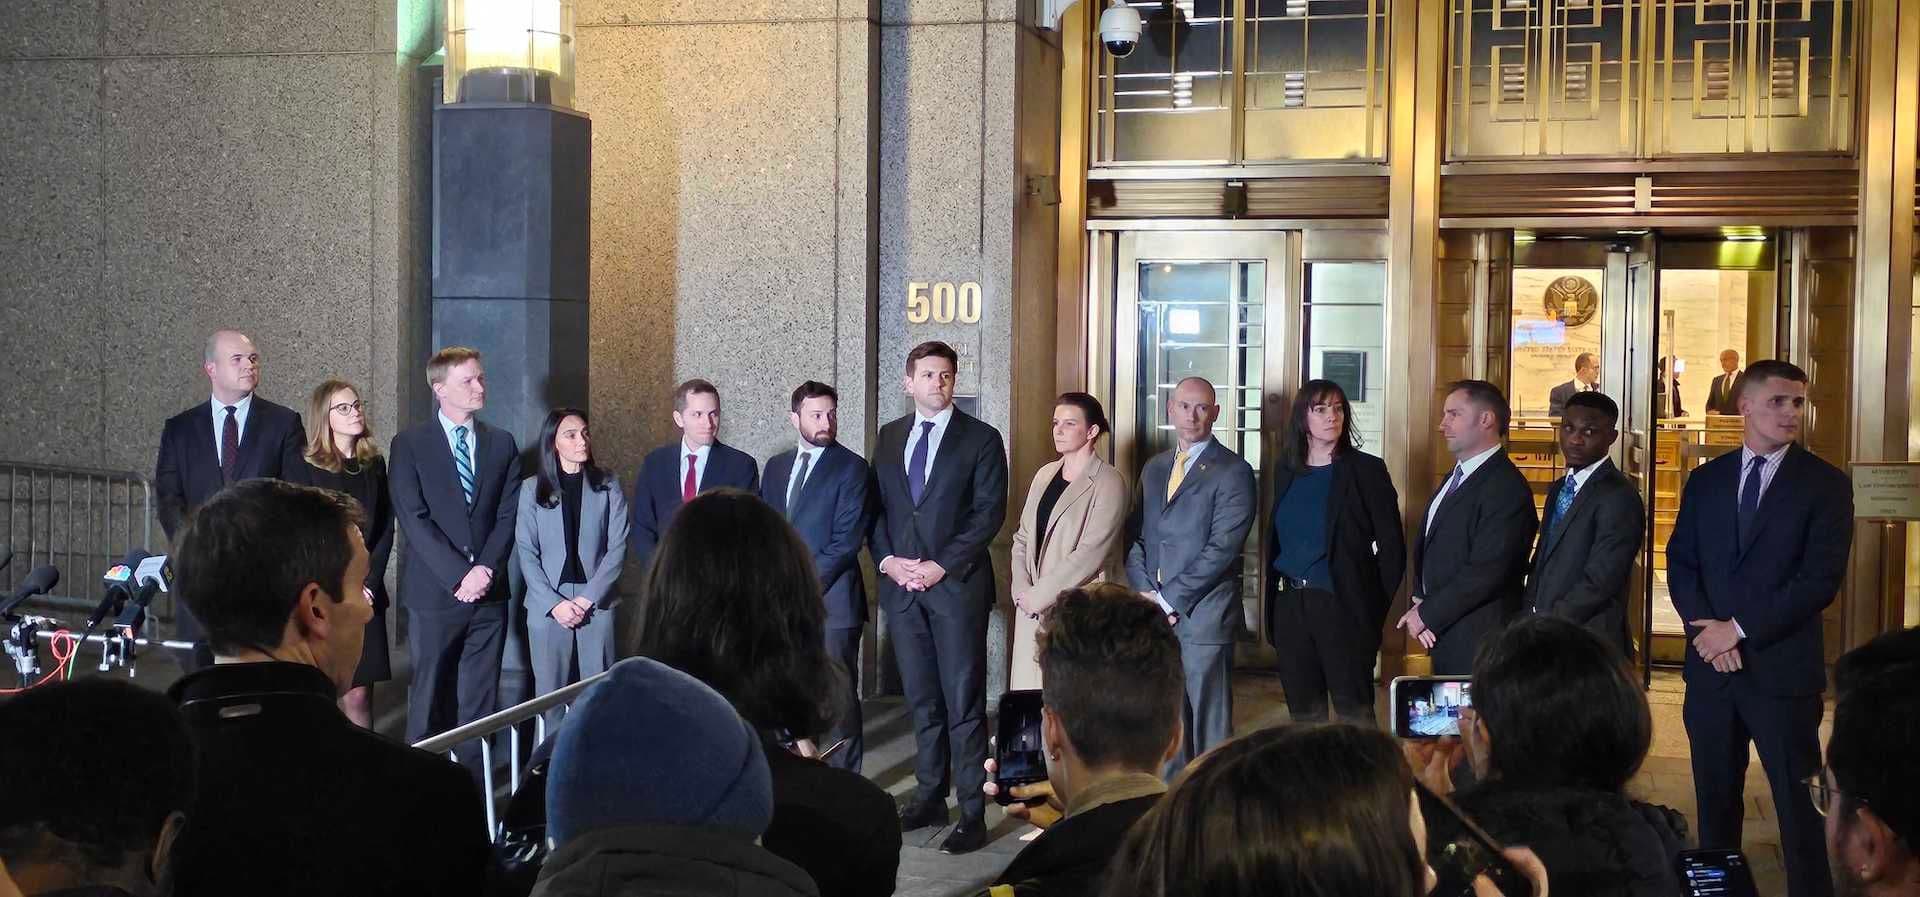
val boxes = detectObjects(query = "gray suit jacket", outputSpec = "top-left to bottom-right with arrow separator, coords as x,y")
1523,461 -> 1644,657
1125,441 -> 1257,645
516,472 -> 632,614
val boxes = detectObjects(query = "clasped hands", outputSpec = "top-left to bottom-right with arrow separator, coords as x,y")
1396,597 -> 1437,649
881,557 -> 947,591
550,596 -> 596,630
454,565 -> 493,603
1689,618 -> 1744,673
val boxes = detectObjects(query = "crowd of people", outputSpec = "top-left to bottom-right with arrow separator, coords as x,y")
0,328 -> 1907,897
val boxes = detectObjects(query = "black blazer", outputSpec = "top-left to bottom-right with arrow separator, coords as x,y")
630,441 -> 760,570
1706,372 -> 1745,415
1263,450 -> 1406,636
294,457 -> 395,612
154,397 -> 307,539
1667,444 -> 1851,696
1411,449 -> 1539,674
867,409 -> 1009,616
762,442 -> 872,629
388,418 -> 521,608
1523,461 -> 1644,657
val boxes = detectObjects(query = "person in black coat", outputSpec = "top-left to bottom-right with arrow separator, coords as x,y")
761,380 -> 873,772
1523,391 -> 1645,658
1669,360 -> 1851,897
629,378 -> 759,571
153,329 -> 306,671
1265,379 -> 1405,724
165,478 -> 490,897
870,341 -> 1009,855
292,379 -> 394,729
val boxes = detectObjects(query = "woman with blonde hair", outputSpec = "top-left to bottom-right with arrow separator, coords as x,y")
294,379 -> 393,728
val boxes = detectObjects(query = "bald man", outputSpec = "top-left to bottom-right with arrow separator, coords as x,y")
154,329 -> 307,670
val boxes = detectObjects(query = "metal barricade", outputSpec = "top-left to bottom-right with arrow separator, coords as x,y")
1,461 -> 154,615
412,671 -> 607,837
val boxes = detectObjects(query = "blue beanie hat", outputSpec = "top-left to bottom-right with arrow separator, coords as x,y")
546,657 -> 773,844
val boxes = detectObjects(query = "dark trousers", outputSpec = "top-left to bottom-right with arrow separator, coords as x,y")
823,625 -> 865,774
1684,682 -> 1830,897
406,602 -> 507,779
1268,586 -> 1378,725
889,598 -> 988,821
1167,639 -> 1233,777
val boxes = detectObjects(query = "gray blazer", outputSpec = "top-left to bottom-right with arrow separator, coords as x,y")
1523,460 -> 1645,657
1125,441 -> 1257,645
516,472 -> 632,614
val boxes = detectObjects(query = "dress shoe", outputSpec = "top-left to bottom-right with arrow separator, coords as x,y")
898,800 -> 949,831
939,818 -> 987,855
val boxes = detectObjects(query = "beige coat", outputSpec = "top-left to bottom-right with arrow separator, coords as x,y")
1008,455 -> 1130,689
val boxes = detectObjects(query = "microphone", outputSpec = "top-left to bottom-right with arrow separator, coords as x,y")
85,549 -> 150,633
114,555 -> 174,638
0,565 -> 61,619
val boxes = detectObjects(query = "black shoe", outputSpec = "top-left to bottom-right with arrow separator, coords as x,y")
898,800 -> 949,831
939,819 -> 987,854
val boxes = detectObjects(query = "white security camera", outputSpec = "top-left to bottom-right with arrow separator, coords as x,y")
1099,2 -> 1143,57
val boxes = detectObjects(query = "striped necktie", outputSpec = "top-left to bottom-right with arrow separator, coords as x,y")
453,426 -> 475,506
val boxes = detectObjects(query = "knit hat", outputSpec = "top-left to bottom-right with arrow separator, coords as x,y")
546,657 -> 773,844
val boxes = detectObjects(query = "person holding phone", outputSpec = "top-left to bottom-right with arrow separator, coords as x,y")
976,583 -> 1183,897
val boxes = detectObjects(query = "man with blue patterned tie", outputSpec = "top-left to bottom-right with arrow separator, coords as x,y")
1521,391 -> 1644,658
389,347 -> 521,776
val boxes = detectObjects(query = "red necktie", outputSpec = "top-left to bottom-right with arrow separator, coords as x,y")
683,453 -> 697,502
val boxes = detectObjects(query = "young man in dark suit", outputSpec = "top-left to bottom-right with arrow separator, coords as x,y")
1523,391 -> 1645,657
154,329 -> 307,671
1669,359 -> 1851,897
629,378 -> 759,572
761,380 -> 873,772
869,341 -> 1008,855
1399,380 -> 1538,675
388,347 -> 521,775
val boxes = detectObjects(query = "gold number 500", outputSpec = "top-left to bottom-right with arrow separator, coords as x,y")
906,281 -> 982,324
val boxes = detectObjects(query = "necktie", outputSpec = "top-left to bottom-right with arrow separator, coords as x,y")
1428,464 -> 1465,534
219,405 -> 240,484
1166,448 -> 1190,502
908,421 -> 935,504
453,426 -> 475,506
787,451 -> 812,514
1543,476 -> 1578,549
683,453 -> 698,503
1738,454 -> 1765,543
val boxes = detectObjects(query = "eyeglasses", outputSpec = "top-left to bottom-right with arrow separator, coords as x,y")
330,400 -> 368,416
1805,768 -> 1865,817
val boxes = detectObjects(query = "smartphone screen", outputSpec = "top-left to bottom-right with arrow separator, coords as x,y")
994,689 -> 1047,806
1391,675 -> 1473,739
1677,849 -> 1760,897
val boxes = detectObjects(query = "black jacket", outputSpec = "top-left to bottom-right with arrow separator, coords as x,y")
1523,461 -> 1644,657
154,396 -> 306,539
1411,449 -> 1539,674
167,662 -> 490,896
762,738 -> 900,897
1433,784 -> 1689,897
761,442 -> 873,629
531,824 -> 818,897
1263,450 -> 1407,635
976,795 -> 1161,897
630,441 -> 760,571
868,409 -> 1009,617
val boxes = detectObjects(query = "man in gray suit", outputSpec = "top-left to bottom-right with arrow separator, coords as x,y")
1523,391 -> 1645,658
1547,352 -> 1601,418
1125,376 -> 1257,774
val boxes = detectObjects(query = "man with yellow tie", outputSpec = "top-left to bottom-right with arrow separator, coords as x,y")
1125,376 -> 1257,775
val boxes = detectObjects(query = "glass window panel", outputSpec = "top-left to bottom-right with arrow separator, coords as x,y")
1244,0 -> 1390,160
1102,0 -> 1238,162
1308,260 -> 1389,303
1304,261 -> 1387,452
1135,258 -> 1266,463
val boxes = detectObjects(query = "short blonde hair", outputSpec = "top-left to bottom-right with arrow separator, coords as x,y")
427,347 -> 483,385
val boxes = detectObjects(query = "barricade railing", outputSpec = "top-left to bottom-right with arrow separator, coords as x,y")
412,671 -> 608,837
1,461 -> 154,615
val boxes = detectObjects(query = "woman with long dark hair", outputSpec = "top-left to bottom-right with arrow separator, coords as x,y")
1266,379 -> 1405,724
296,379 -> 392,728
514,408 -> 628,732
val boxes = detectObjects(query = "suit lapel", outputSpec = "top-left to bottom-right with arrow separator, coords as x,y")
799,444 -> 844,508
767,451 -> 794,515
233,401 -> 262,479
1167,442 -> 1224,507
1736,446 -> 1801,560
579,482 -> 606,561
1429,450 -> 1503,535
1537,463 -> 1611,564
197,402 -> 225,483
916,412 -> 968,507
1041,460 -> 1101,549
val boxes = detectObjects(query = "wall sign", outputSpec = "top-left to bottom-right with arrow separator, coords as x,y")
906,281 -> 983,324
1851,462 -> 1920,520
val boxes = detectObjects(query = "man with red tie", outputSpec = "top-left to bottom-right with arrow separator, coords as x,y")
629,379 -> 759,574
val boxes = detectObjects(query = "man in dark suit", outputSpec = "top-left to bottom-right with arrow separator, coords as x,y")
761,380 -> 872,773
1706,349 -> 1745,415
388,347 -> 521,775
1669,359 -> 1851,897
1124,375 -> 1256,775
1546,351 -> 1601,418
870,341 -> 1008,855
1523,391 -> 1645,657
1399,380 -> 1538,674
154,329 -> 307,671
629,378 -> 759,572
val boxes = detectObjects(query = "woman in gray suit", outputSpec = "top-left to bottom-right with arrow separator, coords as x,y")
516,407 -> 630,730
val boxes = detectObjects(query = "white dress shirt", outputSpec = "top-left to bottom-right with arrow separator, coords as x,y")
1563,456 -> 1611,496
438,410 -> 477,461
902,404 -> 956,472
1425,442 -> 1503,534
1737,442 -> 1790,508
791,441 -> 825,494
211,394 -> 255,465
682,441 -> 713,492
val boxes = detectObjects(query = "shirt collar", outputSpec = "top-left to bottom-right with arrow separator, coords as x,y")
682,440 -> 713,460
916,405 -> 956,429
1178,437 -> 1213,459
1566,456 -> 1611,489
1455,442 -> 1502,479
1741,442 -> 1791,468
437,409 -> 475,438
1067,772 -> 1168,818
213,393 -> 254,415
796,439 -> 827,459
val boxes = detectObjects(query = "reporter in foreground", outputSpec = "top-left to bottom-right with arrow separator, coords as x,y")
979,582 -> 1184,897
1817,633 -> 1920,897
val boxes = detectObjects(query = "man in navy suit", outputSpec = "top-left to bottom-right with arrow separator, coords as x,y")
154,329 -> 307,671
870,341 -> 1008,855
1669,359 -> 1852,897
761,380 -> 872,772
629,379 -> 759,573
388,347 -> 522,775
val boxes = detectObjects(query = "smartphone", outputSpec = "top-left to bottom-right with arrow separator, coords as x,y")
1415,780 -> 1530,897
1677,849 -> 1760,897
993,689 -> 1048,807
1390,675 -> 1473,739
817,738 -> 850,762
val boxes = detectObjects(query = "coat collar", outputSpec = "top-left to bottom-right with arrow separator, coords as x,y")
1536,460 -> 1622,564
1038,455 -> 1110,549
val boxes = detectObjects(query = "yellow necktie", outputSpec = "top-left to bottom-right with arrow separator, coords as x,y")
1166,448 -> 1190,502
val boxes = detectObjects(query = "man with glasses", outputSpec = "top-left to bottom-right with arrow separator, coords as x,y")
1811,638 -> 1920,897
1521,391 -> 1644,658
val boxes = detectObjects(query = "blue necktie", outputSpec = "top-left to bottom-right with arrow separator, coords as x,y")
1543,477 -> 1578,549
1737,455 -> 1765,544
453,425 -> 476,506
907,421 -> 935,504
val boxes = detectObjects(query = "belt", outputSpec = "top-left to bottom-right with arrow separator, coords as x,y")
1275,575 -> 1311,592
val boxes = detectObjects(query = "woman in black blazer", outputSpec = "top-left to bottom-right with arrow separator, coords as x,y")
295,379 -> 394,729
1265,379 -> 1406,725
